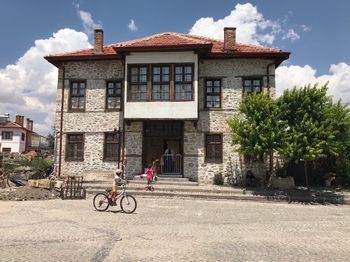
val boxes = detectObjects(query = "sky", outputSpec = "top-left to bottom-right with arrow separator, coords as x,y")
0,0 -> 349,135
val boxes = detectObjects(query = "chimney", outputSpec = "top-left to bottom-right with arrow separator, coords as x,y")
16,115 -> 24,127
224,27 -> 236,51
94,29 -> 104,54
26,118 -> 33,131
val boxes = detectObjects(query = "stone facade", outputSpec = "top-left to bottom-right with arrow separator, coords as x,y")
54,56 -> 276,184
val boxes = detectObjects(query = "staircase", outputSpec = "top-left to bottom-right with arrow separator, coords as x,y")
85,176 -> 273,201
84,176 -> 350,204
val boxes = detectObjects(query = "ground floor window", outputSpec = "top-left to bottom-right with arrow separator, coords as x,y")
104,132 -> 120,161
66,134 -> 84,161
2,147 -> 11,153
205,134 -> 223,163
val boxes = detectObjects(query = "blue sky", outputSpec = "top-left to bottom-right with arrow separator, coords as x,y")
0,0 -> 349,135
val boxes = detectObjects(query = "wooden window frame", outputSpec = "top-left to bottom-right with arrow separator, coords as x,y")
103,132 -> 121,162
151,65 -> 171,101
242,77 -> 263,94
174,64 -> 194,101
205,133 -> 223,163
68,80 -> 86,112
204,78 -> 222,109
128,65 -> 148,102
65,133 -> 84,162
105,80 -> 123,111
1,131 -> 13,140
127,63 -> 194,102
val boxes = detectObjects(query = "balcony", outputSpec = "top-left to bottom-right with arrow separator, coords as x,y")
124,51 -> 198,120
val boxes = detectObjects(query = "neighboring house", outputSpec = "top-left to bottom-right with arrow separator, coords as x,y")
45,28 -> 289,183
0,114 -> 33,153
30,132 -> 49,151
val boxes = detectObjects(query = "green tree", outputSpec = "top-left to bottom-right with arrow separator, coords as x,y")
228,93 -> 284,162
276,84 -> 350,186
47,126 -> 55,150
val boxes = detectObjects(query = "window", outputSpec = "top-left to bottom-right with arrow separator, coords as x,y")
104,132 -> 120,161
66,134 -> 84,161
21,133 -> 25,141
2,148 -> 11,153
152,66 -> 170,101
106,81 -> 122,110
69,81 -> 86,111
174,65 -> 193,101
129,66 -> 148,101
2,131 -> 13,140
205,134 -> 223,163
243,78 -> 262,94
205,79 -> 221,108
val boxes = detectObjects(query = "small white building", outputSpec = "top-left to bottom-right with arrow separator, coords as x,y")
0,114 -> 33,153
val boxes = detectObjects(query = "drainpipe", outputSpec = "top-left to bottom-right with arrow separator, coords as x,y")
266,61 -> 275,184
58,65 -> 65,178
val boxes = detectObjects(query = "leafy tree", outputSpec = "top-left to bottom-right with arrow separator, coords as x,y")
277,84 -> 350,186
228,93 -> 284,162
47,126 -> 55,150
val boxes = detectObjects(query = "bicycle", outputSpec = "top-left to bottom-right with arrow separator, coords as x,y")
93,180 -> 137,214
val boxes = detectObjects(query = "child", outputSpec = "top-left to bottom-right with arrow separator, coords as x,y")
145,159 -> 159,191
111,169 -> 123,203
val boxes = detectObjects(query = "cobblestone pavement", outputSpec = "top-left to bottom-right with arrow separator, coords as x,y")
0,197 -> 349,262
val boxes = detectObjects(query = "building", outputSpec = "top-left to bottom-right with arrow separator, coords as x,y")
30,132 -> 49,151
45,28 -> 289,183
0,114 -> 33,153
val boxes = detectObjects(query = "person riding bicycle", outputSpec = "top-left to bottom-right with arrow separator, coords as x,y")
111,168 -> 125,202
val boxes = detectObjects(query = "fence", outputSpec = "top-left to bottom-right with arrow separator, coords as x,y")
161,154 -> 182,175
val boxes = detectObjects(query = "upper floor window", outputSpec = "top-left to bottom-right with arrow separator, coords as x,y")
205,134 -> 223,163
129,66 -> 147,101
2,131 -> 13,140
243,78 -> 262,94
205,79 -> 221,109
174,65 -> 193,101
66,134 -> 84,161
152,66 -> 170,101
69,81 -> 86,111
128,64 -> 194,102
106,81 -> 122,110
104,132 -> 120,161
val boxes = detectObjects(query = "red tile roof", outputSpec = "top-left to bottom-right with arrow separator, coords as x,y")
45,32 -> 289,65
0,121 -> 26,130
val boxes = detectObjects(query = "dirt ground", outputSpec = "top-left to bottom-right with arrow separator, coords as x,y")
0,186 -> 60,201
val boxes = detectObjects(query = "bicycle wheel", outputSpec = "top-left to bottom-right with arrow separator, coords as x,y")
93,193 -> 110,212
120,195 -> 137,214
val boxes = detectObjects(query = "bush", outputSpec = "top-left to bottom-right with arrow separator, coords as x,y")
213,173 -> 224,185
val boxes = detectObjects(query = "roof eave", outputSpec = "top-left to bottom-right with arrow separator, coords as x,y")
44,54 -> 122,67
114,44 -> 212,53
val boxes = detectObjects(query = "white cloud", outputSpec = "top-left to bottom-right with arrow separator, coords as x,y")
276,63 -> 350,105
0,28 -> 91,135
75,4 -> 102,35
282,29 -> 300,41
189,3 -> 305,45
301,24 -> 311,32
128,19 -> 138,32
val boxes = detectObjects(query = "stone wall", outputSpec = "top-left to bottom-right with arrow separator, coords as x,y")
55,60 -> 124,178
183,58 -> 276,184
54,57 -> 277,183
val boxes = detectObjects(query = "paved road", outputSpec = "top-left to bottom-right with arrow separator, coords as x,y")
0,197 -> 349,262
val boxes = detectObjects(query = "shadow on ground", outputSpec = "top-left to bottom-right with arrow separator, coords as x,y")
245,187 -> 345,205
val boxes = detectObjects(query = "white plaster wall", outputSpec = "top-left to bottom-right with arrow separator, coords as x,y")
0,128 -> 26,153
124,51 -> 198,119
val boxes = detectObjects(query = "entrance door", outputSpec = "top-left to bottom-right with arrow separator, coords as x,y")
143,121 -> 183,175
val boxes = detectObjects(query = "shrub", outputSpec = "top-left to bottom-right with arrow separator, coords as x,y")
213,173 -> 224,185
